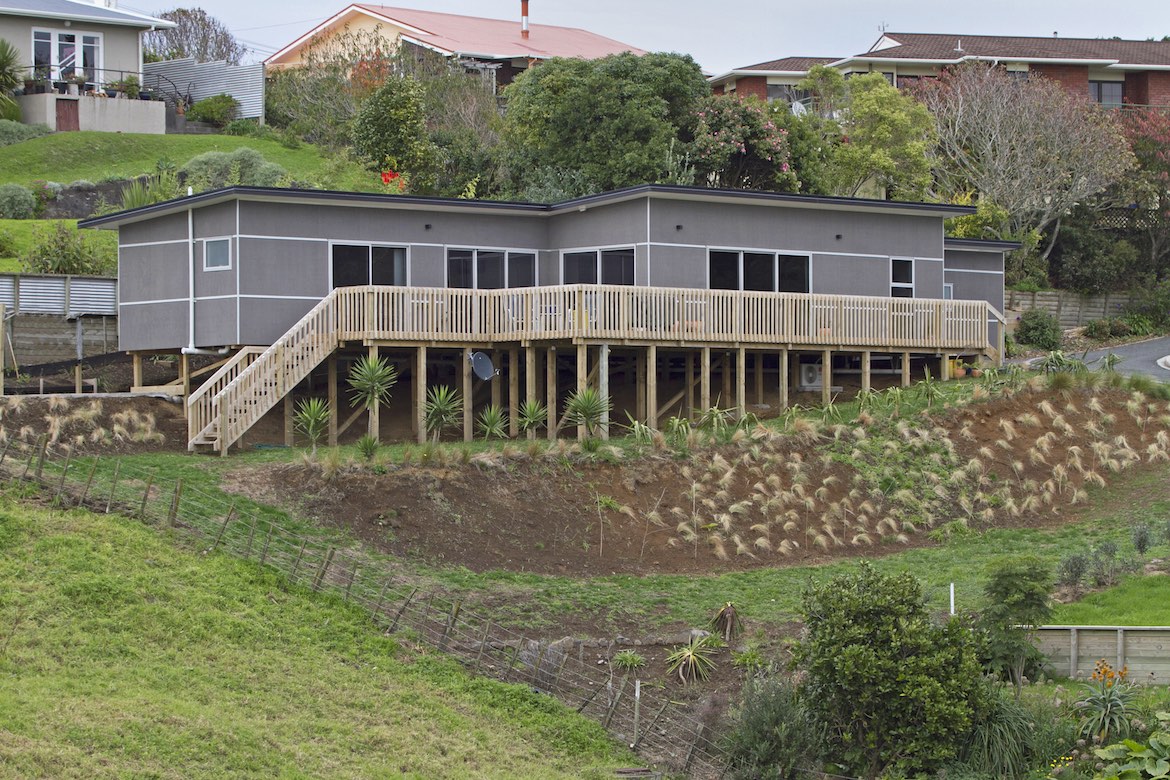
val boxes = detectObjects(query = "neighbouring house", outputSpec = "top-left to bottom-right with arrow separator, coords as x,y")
80,185 -> 1010,453
2,0 -> 175,132
712,33 -> 1170,108
265,2 -> 646,89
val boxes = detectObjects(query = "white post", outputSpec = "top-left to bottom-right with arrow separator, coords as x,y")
949,582 -> 955,616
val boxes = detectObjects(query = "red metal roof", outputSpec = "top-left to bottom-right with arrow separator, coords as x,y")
351,4 -> 646,60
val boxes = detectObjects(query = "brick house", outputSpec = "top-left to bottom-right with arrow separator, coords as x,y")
712,33 -> 1170,108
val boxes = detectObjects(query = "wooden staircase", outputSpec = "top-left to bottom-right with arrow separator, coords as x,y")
187,290 -> 345,454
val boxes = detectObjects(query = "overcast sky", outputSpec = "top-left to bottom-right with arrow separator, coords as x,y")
123,0 -> 1170,75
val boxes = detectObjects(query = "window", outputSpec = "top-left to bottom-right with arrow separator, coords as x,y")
943,283 -> 954,300
709,250 -> 740,290
332,244 -> 407,288
1089,81 -> 1124,108
508,253 -> 536,288
891,257 -> 914,297
204,238 -> 231,270
708,250 -> 810,293
743,252 -> 775,292
766,84 -> 811,105
601,249 -> 635,285
448,248 -> 538,288
33,29 -> 101,82
778,255 -> 810,293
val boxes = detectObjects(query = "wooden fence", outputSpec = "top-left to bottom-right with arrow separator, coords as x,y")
1006,290 -> 1139,329
0,438 -> 726,778
1034,625 -> 1170,683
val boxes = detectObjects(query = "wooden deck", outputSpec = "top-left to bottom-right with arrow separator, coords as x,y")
189,284 -> 1002,453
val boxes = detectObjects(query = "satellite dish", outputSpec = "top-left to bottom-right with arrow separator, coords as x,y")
469,351 -> 498,381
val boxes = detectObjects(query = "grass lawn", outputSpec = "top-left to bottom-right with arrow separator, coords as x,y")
0,494 -> 629,779
1051,575 -> 1170,626
0,218 -> 118,274
0,132 -> 376,192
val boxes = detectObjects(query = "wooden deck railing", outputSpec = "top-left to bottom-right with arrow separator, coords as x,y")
186,346 -> 264,449
194,284 -> 993,452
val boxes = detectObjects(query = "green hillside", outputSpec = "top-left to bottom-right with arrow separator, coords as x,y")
0,132 -> 376,192
0,497 -> 627,779
0,218 -> 117,274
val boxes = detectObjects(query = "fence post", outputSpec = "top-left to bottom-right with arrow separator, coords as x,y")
1070,627 -> 1078,678
602,676 -> 628,729
0,438 -> 13,467
244,516 -> 257,558
439,600 -> 460,652
137,475 -> 154,520
474,620 -> 492,671
683,723 -> 706,774
211,505 -> 235,552
373,579 -> 391,620
311,547 -> 334,590
388,587 -> 418,634
53,450 -> 72,504
105,460 -> 121,513
344,562 -> 358,602
290,540 -> 307,579
632,679 -> 640,748
167,479 -> 183,526
33,436 -> 49,481
78,459 -> 99,506
259,524 -> 273,565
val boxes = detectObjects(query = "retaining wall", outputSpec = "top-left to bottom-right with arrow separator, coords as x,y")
1034,625 -> 1170,683
1006,290 -> 1139,329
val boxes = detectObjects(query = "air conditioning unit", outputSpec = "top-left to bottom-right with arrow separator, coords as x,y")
799,363 -> 823,390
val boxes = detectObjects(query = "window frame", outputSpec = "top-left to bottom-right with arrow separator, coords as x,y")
890,257 -> 915,298
559,246 -> 637,286
447,247 -> 541,289
32,27 -> 103,83
707,248 -> 812,293
202,237 -> 232,272
1088,80 -> 1124,107
328,241 -> 410,288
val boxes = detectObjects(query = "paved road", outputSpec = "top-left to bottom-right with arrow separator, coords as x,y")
1076,336 -> 1170,380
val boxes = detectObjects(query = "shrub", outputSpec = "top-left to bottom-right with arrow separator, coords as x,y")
293,397 -> 329,454
423,385 -> 462,442
1126,279 -> 1170,330
1016,309 -> 1062,350
180,147 -> 287,190
1133,523 -> 1154,557
723,675 -> 824,780
611,649 -> 645,673
0,228 -> 14,256
0,118 -> 49,147
355,433 -> 379,462
19,221 -> 114,275
351,76 -> 438,190
185,93 -> 239,127
1078,659 -> 1135,742
665,634 -> 719,683
475,404 -> 506,440
0,183 -> 35,218
793,562 -> 986,777
1057,552 -> 1089,592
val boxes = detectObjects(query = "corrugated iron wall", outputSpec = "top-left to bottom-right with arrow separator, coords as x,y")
143,58 -> 265,121
0,274 -> 117,316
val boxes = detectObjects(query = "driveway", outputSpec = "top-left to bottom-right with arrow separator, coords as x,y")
1076,336 -> 1170,380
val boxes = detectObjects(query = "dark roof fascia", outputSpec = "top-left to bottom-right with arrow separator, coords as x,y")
944,237 -> 1022,251
79,184 -> 976,230
550,184 -> 976,218
79,186 -> 549,229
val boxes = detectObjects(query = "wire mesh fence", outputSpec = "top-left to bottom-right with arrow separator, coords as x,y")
0,437 -> 730,778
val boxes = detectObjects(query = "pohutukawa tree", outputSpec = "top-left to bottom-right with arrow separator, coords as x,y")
916,62 -> 1135,277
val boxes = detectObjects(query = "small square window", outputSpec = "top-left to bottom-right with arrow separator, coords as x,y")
204,238 -> 231,270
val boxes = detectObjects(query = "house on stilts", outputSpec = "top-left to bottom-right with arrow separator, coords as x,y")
79,184 -> 1013,454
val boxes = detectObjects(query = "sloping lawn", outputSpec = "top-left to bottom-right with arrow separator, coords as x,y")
0,132 -> 376,192
0,496 -> 628,779
0,218 -> 118,274
1051,575 -> 1170,626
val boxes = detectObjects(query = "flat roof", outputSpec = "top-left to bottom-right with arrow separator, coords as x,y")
79,184 -> 977,230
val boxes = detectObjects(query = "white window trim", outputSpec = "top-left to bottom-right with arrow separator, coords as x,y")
32,27 -> 104,83
202,237 -> 232,272
706,247 -> 812,293
943,283 -> 954,300
445,247 -> 538,289
327,240 -> 410,288
890,256 -> 915,297
558,245 -> 636,286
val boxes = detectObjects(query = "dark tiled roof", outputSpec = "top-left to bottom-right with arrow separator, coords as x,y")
0,0 -> 171,27
736,56 -> 838,72
863,32 -> 1170,65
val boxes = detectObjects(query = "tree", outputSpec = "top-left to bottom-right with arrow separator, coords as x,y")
917,62 -> 1135,278
797,67 -> 934,200
0,39 -> 23,115
1117,107 -> 1170,277
266,25 -> 396,149
351,75 -> 438,190
793,562 -> 987,778
348,354 -> 398,441
144,8 -> 246,64
690,95 -> 798,191
500,52 -> 710,196
977,555 -> 1053,699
